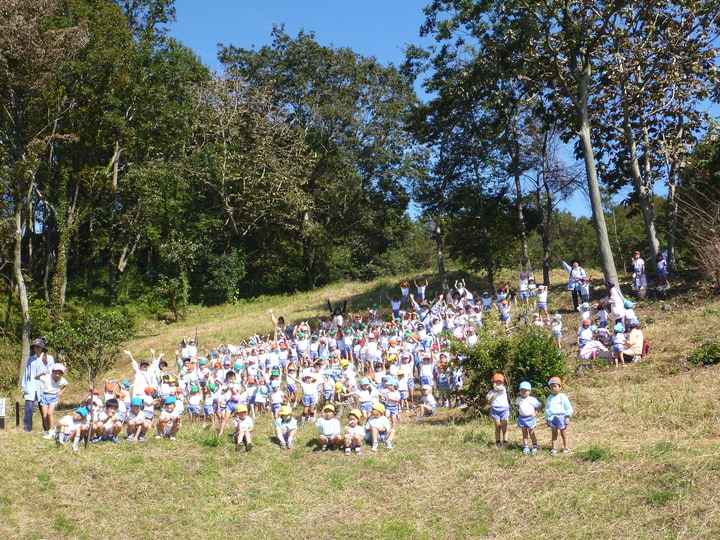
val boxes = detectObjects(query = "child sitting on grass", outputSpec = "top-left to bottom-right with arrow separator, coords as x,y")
92,398 -> 123,444
416,384 -> 436,418
365,402 -> 395,452
127,397 -> 151,443
275,405 -> 298,450
344,409 -> 365,455
516,382 -> 541,454
315,403 -> 342,451
234,404 -> 254,452
155,395 -> 182,440
56,407 -> 89,452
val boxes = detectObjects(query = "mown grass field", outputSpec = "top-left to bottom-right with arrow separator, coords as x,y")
2,271 -> 719,539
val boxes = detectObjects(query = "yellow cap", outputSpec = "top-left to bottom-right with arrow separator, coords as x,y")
279,405 -> 292,416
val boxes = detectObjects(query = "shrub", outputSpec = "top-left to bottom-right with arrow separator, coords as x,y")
686,337 -> 720,366
454,326 -> 569,408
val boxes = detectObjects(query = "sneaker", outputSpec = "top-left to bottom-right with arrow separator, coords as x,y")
280,441 -> 287,449
563,448 -> 570,455
56,438 -> 64,447
138,436 -> 146,443
355,447 -> 362,455
72,444 -> 79,452
321,445 -> 328,452
385,440 -> 393,449
531,445 -> 538,454
502,442 -> 508,448
550,449 -> 557,456
91,437 -> 103,444
523,446 -> 530,455
111,436 -> 120,444
345,448 -> 351,456
495,441 -> 502,449
155,434 -> 163,440
236,442 -> 243,452
246,441 -> 253,451
43,431 -> 55,440
371,442 -> 378,452
169,436 -> 176,441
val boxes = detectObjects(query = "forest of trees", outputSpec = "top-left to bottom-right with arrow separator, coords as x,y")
1,0 -> 719,371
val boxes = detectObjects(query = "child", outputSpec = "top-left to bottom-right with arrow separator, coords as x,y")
299,373 -> 319,424
579,277 -> 591,302
545,377 -> 574,455
656,252 -> 670,289
486,373 -> 510,448
536,285 -> 549,321
518,273 -> 529,305
384,378 -> 401,427
55,407 -> 89,452
344,408 -> 365,455
155,395 -> 182,440
127,397 -> 151,443
92,398 -> 123,444
269,380 -> 285,419
365,402 -> 395,451
187,384 -> 202,423
315,403 -> 343,451
416,384 -> 436,418
551,314 -> 563,349
38,363 -> 69,439
516,382 -> 541,454
631,250 -> 647,297
611,323 -> 627,368
577,319 -> 593,351
414,279 -> 427,301
234,404 -> 254,452
274,405 -> 298,449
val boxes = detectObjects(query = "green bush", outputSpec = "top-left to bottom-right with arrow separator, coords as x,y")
686,337 -> 720,366
454,326 -> 569,408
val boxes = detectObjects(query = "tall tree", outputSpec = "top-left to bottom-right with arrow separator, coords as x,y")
0,0 -> 88,384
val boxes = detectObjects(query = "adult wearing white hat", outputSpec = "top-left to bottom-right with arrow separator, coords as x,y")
21,338 -> 55,432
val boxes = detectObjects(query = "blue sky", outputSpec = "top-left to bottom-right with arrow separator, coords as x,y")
169,0 -> 593,217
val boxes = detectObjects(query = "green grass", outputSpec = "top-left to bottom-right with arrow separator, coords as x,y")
3,275 -> 720,538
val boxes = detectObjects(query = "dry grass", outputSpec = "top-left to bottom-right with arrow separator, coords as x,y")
3,272 -> 720,539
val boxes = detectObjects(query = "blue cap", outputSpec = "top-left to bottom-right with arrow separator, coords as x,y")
519,381 -> 532,391
131,397 -> 143,407
75,407 -> 89,418
164,396 -> 176,405
614,323 -> 624,333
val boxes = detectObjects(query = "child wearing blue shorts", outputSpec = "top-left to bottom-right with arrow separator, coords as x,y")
487,373 -> 510,448
516,381 -> 541,454
545,377 -> 574,455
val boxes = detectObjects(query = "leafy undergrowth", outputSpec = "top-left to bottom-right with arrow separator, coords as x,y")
3,273 -> 720,538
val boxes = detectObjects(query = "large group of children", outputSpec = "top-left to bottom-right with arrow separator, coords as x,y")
38,257 -> 662,455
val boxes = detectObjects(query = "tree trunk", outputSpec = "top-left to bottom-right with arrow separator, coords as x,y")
14,205 -> 31,388
511,136 -> 530,274
434,220 -> 447,292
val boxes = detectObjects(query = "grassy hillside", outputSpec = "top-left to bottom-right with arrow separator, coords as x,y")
3,271 -> 720,539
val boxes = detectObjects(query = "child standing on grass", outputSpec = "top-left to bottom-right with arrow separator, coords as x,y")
38,363 -> 69,440
344,409 -> 365,455
274,405 -> 298,449
487,373 -> 510,448
551,314 -> 563,350
545,377 -> 574,455
516,382 -> 541,454
612,323 -> 627,368
234,404 -> 254,452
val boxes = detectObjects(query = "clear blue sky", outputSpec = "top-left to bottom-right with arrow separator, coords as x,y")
169,0 -> 593,217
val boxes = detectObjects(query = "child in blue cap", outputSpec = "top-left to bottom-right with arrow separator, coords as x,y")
516,382 -> 541,454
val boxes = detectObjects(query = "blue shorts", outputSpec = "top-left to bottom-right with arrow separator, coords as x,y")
227,401 -> 239,413
491,406 -> 510,420
360,402 -> 372,414
286,384 -> 297,393
519,291 -> 529,299
399,390 -> 409,400
419,376 -> 433,386
271,403 -> 281,414
203,405 -> 214,416
406,378 -> 415,389
303,394 -> 317,407
500,314 -> 510,322
40,393 -> 59,407
518,415 -> 536,430
658,268 -> 668,276
323,389 -> 333,400
548,414 -> 567,429
188,405 -> 200,415
365,431 -> 387,442
612,344 -> 624,353
386,404 -> 399,416
538,302 -> 547,310
144,410 -> 155,421
553,332 -> 562,340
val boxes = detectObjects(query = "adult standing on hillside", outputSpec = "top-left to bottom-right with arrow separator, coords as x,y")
21,338 -> 55,432
558,256 -> 587,310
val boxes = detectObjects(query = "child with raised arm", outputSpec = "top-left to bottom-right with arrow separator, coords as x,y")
516,382 -> 541,454
545,377 -> 574,455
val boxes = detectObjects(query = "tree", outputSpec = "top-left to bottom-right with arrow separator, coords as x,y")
219,28 -> 424,290
0,0 -> 89,385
